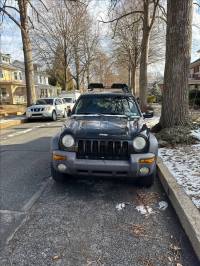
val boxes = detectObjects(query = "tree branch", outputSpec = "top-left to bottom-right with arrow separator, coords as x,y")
193,2 -> 200,8
99,10 -> 144,24
149,0 -> 160,30
0,7 -> 22,29
4,5 -> 19,13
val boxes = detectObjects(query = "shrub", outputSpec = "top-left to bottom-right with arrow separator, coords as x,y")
147,95 -> 156,104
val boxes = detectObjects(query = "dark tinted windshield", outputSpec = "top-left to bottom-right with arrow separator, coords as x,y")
63,97 -> 73,103
36,99 -> 54,105
73,95 -> 140,117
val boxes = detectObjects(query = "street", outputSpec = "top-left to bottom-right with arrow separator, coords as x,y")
0,120 -> 199,265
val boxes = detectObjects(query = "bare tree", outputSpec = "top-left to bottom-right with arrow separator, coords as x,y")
0,0 -> 47,105
111,8 -> 142,95
102,0 -> 167,110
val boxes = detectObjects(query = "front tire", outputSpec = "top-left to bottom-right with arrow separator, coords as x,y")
63,109 -> 67,118
51,164 -> 67,183
52,111 -> 57,121
137,170 -> 155,187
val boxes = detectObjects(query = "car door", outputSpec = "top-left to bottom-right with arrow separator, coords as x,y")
59,98 -> 66,112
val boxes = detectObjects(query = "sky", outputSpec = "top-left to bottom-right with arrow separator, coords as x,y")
1,0 -> 200,76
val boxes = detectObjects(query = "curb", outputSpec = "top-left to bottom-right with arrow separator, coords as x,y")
0,118 -> 27,130
157,157 -> 200,261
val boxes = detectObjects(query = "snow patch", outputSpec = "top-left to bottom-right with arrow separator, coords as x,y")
145,116 -> 160,128
159,143 -> 200,209
191,128 -> 200,141
116,203 -> 125,211
136,205 -> 154,215
158,201 -> 168,211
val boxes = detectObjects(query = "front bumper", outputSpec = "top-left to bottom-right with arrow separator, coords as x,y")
51,151 -> 156,178
26,111 -> 52,119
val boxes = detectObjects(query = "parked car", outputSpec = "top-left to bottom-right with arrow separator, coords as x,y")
26,97 -> 67,121
62,97 -> 76,112
60,91 -> 81,112
51,83 -> 158,186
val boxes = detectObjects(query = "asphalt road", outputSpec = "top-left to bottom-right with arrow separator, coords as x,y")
0,120 -> 199,265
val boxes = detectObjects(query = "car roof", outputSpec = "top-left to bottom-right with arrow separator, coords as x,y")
38,97 -> 61,100
81,92 -> 134,98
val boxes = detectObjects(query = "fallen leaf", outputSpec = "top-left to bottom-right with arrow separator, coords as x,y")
170,244 -> 181,251
167,256 -> 172,262
52,255 -> 61,260
131,224 -> 146,237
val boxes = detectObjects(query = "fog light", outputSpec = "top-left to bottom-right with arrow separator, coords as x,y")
139,167 -> 150,175
57,164 -> 67,172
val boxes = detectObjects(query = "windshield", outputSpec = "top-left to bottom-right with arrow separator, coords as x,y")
36,99 -> 54,105
63,97 -> 73,103
73,95 -> 140,117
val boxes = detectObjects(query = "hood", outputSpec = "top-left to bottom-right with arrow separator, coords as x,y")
63,115 -> 144,139
29,104 -> 53,109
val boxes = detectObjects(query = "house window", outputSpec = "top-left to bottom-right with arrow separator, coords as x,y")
14,72 -> 18,80
19,72 -> 22,80
194,66 -> 199,73
39,76 -> 42,84
0,88 -> 7,96
0,70 -> 3,79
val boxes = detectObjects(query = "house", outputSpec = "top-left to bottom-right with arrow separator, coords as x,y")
0,53 -> 58,104
13,60 -> 58,99
0,53 -> 26,104
189,58 -> 200,91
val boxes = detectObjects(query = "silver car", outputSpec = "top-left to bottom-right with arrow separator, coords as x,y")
26,98 -> 67,121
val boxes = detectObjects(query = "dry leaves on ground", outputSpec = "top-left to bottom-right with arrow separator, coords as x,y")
135,192 -> 160,206
131,224 -> 146,237
137,256 -> 155,266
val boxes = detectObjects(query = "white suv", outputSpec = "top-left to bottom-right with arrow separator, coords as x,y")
26,98 -> 67,121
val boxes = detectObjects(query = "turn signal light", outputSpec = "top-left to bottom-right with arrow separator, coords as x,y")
139,157 -> 155,164
53,154 -> 66,161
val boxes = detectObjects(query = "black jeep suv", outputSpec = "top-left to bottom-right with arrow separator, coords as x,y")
51,83 -> 158,187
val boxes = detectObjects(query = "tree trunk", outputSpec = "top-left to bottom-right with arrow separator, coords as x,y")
160,0 -> 193,128
131,64 -> 136,95
18,0 -> 36,106
64,38 -> 67,91
86,65 -> 90,85
139,1 -> 150,111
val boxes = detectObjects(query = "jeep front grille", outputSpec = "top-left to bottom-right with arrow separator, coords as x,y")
77,139 -> 129,160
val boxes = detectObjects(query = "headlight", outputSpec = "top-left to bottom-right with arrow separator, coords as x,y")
61,135 -> 75,148
133,136 -> 147,151
45,106 -> 51,111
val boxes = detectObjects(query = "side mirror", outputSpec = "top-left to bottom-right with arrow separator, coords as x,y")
67,109 -> 72,117
143,111 -> 154,118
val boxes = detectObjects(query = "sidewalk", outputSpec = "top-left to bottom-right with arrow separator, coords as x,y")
0,115 -> 27,130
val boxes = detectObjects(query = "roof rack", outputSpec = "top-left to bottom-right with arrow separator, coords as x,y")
88,83 -> 104,91
87,83 -> 131,94
111,83 -> 130,93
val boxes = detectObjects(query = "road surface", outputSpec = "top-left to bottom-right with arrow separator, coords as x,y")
0,120 -> 199,265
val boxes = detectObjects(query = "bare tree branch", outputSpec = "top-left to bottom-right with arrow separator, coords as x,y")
99,10 -> 144,24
